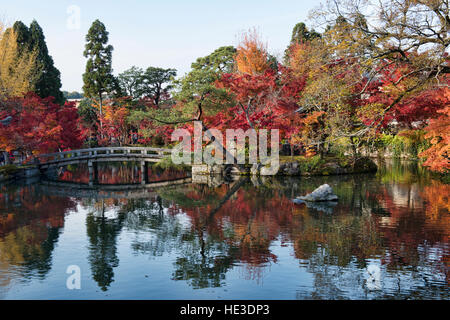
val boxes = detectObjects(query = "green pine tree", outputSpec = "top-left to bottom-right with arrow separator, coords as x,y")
290,22 -> 321,44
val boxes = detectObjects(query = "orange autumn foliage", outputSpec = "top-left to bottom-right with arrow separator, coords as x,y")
419,105 -> 450,173
235,29 -> 269,75
287,42 -> 314,77
421,181 -> 450,223
290,111 -> 327,156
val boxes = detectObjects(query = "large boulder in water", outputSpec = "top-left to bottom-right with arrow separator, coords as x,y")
297,184 -> 338,202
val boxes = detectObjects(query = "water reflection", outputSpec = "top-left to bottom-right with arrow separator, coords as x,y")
0,183 -> 75,296
85,200 -> 126,291
0,160 -> 448,299
58,162 -> 188,185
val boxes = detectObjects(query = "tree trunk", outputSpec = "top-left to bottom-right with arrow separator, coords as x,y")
350,136 -> 358,161
99,94 -> 103,139
99,95 -> 103,127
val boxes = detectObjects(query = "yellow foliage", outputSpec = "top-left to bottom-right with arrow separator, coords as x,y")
0,28 -> 39,97
0,225 -> 47,265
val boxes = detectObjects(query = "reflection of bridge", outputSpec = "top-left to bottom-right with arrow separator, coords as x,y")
39,177 -> 192,200
37,147 -> 172,185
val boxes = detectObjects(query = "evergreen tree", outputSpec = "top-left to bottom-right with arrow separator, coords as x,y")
117,66 -> 144,100
290,22 -> 321,44
139,67 -> 176,107
175,46 -> 236,118
82,20 -> 115,123
284,22 -> 321,63
29,20 -> 64,104
11,21 -> 31,49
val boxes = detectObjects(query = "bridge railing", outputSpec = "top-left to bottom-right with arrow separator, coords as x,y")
37,147 -> 172,163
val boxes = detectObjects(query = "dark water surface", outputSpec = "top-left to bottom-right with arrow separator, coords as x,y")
0,160 -> 448,299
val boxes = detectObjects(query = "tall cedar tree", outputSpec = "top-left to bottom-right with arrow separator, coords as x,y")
29,20 -> 64,104
82,20 -> 115,124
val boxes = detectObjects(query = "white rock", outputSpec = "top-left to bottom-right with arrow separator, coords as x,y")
366,264 -> 382,291
297,184 -> 338,202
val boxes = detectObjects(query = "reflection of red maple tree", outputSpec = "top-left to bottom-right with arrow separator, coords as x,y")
0,184 -> 76,237
168,179 -> 449,283
168,183 -> 296,266
371,183 -> 449,283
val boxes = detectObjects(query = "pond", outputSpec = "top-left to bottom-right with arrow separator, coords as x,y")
0,160 -> 448,300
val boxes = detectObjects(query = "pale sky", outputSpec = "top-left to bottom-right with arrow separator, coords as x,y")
1,0 -> 318,91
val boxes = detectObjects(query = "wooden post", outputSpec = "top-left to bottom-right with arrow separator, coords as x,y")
140,161 -> 148,185
2,152 -> 10,165
88,161 -> 98,186
88,161 -> 93,186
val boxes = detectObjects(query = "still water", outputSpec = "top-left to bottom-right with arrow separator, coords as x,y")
0,161 -> 448,300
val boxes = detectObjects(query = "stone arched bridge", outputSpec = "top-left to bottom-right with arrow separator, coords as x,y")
36,147 -> 173,185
